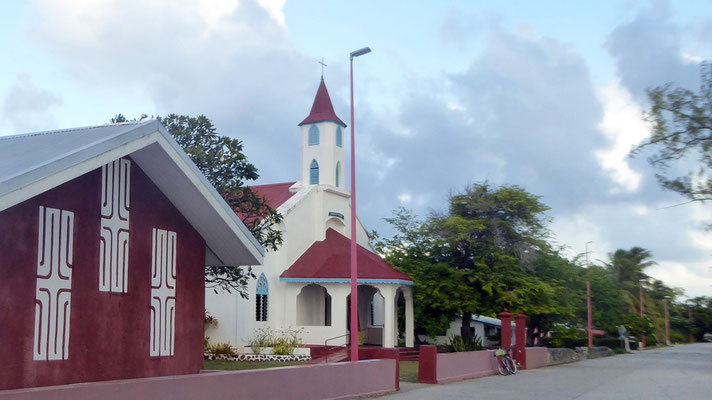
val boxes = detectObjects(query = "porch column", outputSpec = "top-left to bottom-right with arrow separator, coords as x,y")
405,287 -> 414,348
382,286 -> 396,348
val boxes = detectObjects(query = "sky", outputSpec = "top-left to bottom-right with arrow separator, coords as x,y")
1,0 -> 711,298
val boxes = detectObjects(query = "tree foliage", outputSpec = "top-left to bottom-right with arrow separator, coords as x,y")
112,113 -> 283,297
376,182 -> 711,346
633,62 -> 712,203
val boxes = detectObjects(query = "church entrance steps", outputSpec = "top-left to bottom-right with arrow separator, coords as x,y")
306,345 -> 350,364
396,347 -> 420,361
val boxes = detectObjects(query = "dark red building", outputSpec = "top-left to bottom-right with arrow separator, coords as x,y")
0,121 -> 263,390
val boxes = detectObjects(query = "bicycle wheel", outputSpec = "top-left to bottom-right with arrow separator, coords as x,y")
496,358 -> 509,376
505,356 -> 517,374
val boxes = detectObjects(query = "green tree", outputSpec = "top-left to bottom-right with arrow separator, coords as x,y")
377,183 -> 560,343
632,62 -> 712,204
603,247 -> 656,312
431,183 -> 553,340
112,113 -> 283,297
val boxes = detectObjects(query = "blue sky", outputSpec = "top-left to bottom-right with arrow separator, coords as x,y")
1,0 -> 711,298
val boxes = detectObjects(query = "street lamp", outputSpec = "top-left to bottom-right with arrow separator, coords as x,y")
664,296 -> 671,346
349,46 -> 371,362
585,241 -> 593,268
639,279 -> 646,350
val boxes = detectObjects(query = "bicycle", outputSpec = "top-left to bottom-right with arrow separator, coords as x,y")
494,347 -> 517,376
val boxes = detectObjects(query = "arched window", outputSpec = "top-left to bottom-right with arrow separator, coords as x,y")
309,125 -> 320,146
256,273 -> 268,321
335,162 -> 341,187
336,126 -> 343,147
310,159 -> 319,184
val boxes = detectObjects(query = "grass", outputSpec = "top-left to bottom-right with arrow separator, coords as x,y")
399,361 -> 419,383
203,360 -> 309,371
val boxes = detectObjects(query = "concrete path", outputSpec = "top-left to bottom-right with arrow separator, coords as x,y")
383,343 -> 712,399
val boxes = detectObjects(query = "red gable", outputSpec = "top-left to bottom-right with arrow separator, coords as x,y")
280,228 -> 412,282
298,78 -> 346,127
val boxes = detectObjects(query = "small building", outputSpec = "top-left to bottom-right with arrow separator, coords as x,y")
0,121 -> 263,390
206,78 -> 415,350
421,315 -> 515,348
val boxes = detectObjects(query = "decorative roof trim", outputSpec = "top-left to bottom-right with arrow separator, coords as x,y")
280,277 -> 414,286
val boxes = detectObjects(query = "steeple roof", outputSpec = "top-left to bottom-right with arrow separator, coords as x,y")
299,78 -> 346,127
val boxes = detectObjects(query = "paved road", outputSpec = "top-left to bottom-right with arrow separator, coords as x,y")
384,343 -> 712,399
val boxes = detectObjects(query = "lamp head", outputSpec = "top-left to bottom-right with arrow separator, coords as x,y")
350,47 -> 372,59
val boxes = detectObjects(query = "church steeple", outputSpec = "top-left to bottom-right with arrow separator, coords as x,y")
299,78 -> 346,127
299,78 -> 346,188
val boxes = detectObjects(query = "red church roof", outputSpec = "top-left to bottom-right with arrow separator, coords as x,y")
298,78 -> 347,127
280,228 -> 413,283
251,182 -> 297,209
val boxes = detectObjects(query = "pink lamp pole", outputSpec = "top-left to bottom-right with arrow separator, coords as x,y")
349,46 -> 371,362
587,281 -> 593,348
639,279 -> 646,350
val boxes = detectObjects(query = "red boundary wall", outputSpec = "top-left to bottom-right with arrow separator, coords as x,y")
358,347 -> 400,390
419,345 -> 551,384
524,347 -> 548,369
0,360 -> 397,400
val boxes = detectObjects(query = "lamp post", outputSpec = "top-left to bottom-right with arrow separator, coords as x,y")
639,279 -> 646,350
349,46 -> 371,362
664,296 -> 671,346
585,241 -> 593,348
585,241 -> 593,268
587,281 -> 593,347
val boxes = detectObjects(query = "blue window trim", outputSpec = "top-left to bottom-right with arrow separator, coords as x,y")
256,273 -> 269,295
280,277 -> 414,286
309,125 -> 320,146
310,159 -> 319,184
336,126 -> 343,147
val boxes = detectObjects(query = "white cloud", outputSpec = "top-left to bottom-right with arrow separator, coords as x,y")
398,192 -> 412,204
690,230 -> 712,252
256,0 -> 286,27
648,261 -> 712,298
595,82 -> 649,192
1,74 -> 62,133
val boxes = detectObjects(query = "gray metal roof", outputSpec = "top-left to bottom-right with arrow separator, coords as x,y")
0,120 -> 264,266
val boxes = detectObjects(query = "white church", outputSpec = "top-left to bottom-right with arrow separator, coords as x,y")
205,77 -> 415,351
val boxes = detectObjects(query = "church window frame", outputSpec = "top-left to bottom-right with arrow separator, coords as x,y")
310,159 -> 319,185
308,125 -> 320,146
336,126 -> 343,147
255,273 -> 268,322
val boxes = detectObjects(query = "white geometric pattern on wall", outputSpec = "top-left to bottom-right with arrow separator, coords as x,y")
149,228 -> 177,357
99,158 -> 131,293
34,206 -> 74,361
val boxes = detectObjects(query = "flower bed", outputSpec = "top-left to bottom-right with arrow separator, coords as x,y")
204,353 -> 311,362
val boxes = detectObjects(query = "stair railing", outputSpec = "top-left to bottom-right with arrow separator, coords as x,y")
323,333 -> 349,363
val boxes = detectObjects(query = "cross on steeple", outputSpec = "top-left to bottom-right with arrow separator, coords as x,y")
319,57 -> 327,78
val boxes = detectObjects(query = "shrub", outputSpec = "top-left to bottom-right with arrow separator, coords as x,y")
542,326 -> 587,348
248,326 -> 274,355
595,336 -> 625,349
670,332 -> 687,343
449,334 -> 483,352
204,310 -> 218,328
209,342 -> 236,356
247,326 -> 304,355
204,336 -> 211,353
272,327 -> 304,355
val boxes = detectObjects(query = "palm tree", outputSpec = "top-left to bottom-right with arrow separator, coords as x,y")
603,247 -> 656,313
